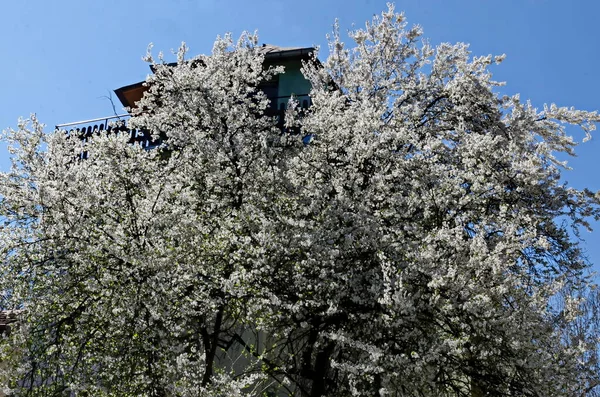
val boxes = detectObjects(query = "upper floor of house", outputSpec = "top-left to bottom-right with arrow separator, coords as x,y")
56,44 -> 315,149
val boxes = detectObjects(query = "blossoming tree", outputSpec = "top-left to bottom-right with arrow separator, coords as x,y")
1,5 -> 599,396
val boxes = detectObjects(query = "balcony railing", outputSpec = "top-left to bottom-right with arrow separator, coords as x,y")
268,94 -> 311,111
56,114 -> 156,151
55,94 -> 312,156
266,94 -> 311,130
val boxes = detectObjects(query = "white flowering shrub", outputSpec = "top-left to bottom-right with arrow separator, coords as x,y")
0,5 -> 599,396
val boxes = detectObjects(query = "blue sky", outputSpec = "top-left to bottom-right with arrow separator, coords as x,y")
1,0 -> 599,274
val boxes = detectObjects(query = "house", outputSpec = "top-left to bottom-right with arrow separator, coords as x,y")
55,44 -> 315,148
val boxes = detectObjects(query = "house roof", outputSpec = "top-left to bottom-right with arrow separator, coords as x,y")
113,44 -> 315,109
259,44 -> 307,53
113,81 -> 147,112
258,44 -> 314,59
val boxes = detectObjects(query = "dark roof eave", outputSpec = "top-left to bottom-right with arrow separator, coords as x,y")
114,81 -> 146,109
263,47 -> 315,61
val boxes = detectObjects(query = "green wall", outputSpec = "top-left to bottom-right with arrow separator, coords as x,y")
276,60 -> 312,110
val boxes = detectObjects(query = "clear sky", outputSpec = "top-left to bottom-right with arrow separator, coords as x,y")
1,0 -> 599,274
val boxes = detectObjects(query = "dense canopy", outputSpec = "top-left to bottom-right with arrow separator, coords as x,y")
1,6 -> 599,396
